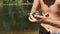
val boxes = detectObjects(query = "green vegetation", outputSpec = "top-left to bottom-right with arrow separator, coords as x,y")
0,0 -> 42,34
0,0 -> 41,32
0,0 -> 38,31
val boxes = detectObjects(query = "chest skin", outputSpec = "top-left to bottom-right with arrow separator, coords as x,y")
40,0 -> 60,18
39,0 -> 60,32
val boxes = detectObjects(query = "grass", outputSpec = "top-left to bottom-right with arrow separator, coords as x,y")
0,30 -> 39,34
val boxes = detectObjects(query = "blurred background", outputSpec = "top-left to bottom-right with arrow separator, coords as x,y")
0,0 -> 42,34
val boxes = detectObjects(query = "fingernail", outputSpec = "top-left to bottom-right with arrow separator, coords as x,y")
34,15 -> 38,17
32,18 -> 36,20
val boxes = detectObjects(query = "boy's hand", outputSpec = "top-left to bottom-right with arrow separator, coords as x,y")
28,12 -> 37,22
29,13 -> 49,24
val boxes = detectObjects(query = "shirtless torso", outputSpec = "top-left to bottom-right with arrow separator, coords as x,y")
40,0 -> 60,33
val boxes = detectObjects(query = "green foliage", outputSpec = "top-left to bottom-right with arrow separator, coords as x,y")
0,0 -> 2,3
0,0 -> 40,31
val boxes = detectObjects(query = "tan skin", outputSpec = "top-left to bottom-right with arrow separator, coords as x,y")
29,0 -> 60,33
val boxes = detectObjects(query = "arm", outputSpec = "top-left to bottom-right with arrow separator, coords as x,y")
30,0 -> 40,13
34,15 -> 60,28
29,0 -> 41,22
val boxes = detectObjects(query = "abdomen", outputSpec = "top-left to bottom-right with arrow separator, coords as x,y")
41,23 -> 60,33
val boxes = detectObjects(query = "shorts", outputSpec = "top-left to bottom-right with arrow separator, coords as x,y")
39,32 -> 50,34
39,25 -> 50,34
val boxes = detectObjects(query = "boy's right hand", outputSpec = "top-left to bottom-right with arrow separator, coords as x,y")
28,12 -> 38,22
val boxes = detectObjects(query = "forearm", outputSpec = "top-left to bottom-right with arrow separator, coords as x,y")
46,19 -> 60,28
31,0 -> 40,13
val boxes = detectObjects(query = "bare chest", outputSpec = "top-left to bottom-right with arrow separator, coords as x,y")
40,0 -> 60,16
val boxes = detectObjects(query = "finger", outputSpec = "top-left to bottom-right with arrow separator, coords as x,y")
30,13 -> 36,20
28,17 -> 37,22
34,15 -> 44,19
